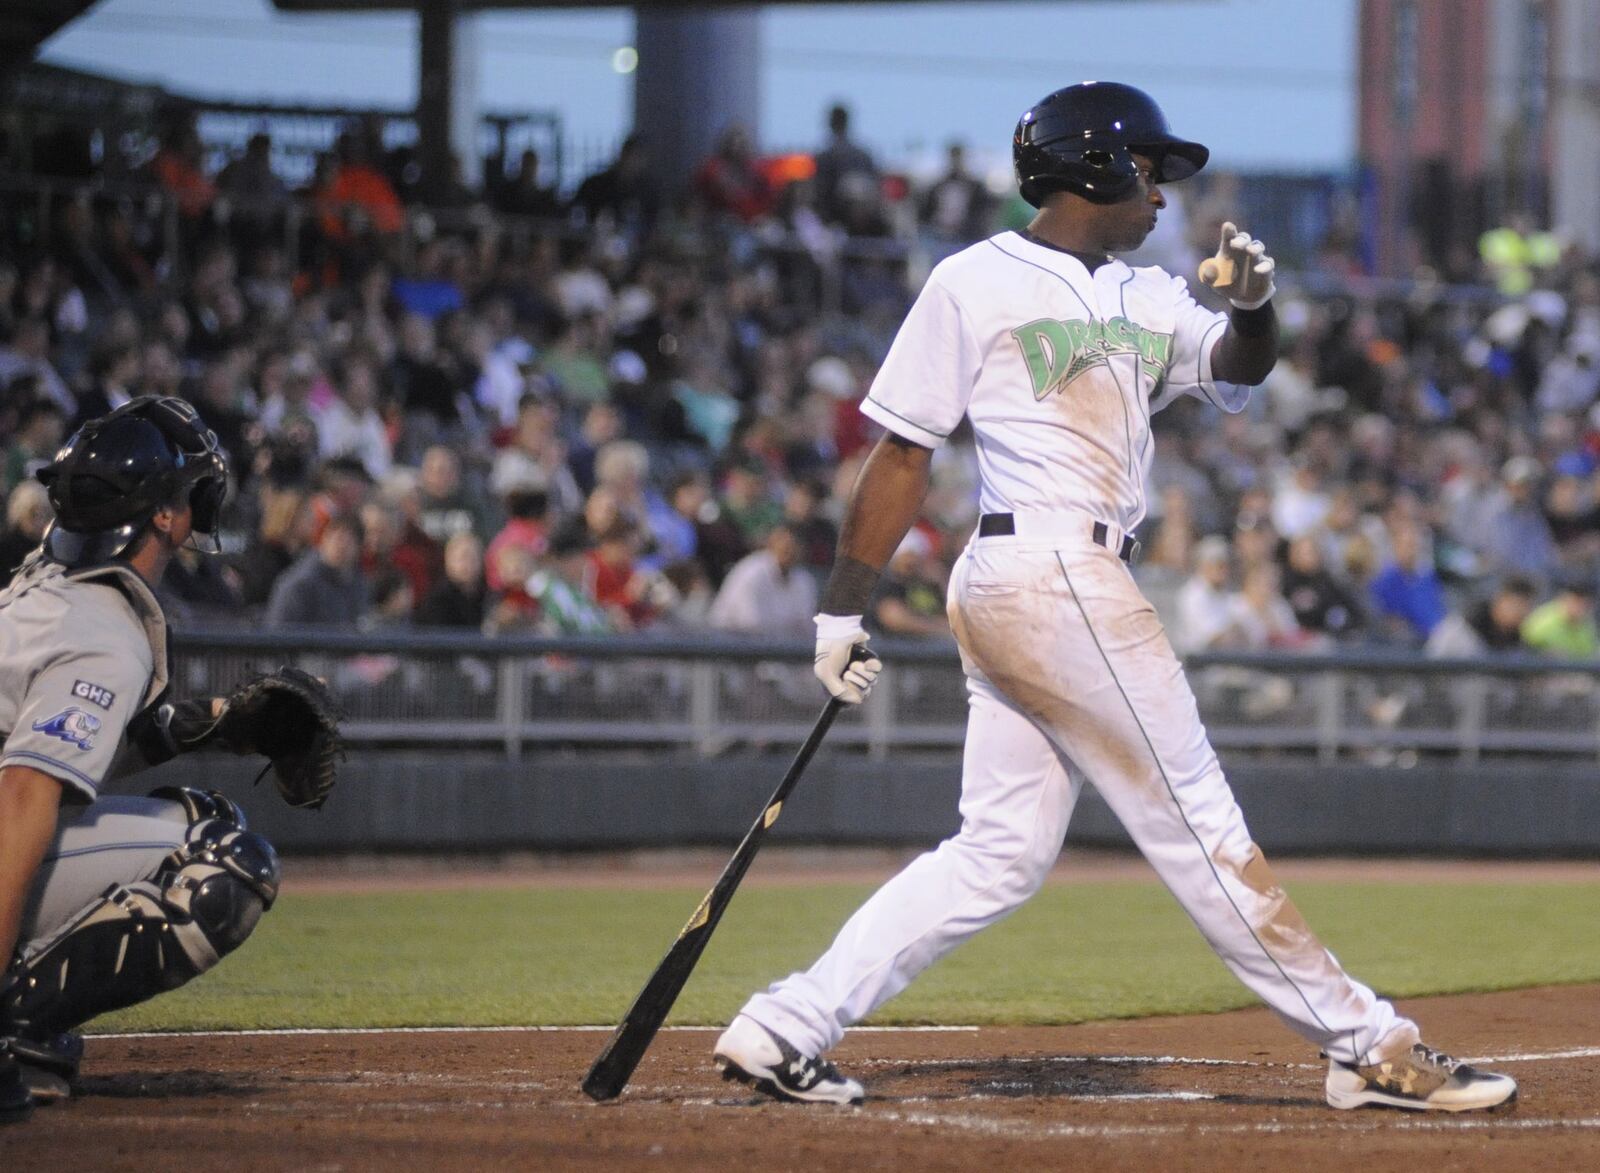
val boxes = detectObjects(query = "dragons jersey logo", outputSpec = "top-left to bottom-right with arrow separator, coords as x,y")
1011,316 -> 1174,400
32,706 -> 102,751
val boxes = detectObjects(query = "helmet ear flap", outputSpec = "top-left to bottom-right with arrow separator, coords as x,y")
1078,144 -> 1139,202
1019,142 -> 1139,207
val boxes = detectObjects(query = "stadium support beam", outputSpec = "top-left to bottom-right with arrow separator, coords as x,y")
632,6 -> 760,193
417,0 -> 481,197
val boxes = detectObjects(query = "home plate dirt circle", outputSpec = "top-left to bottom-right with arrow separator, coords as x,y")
8,985 -> 1598,1171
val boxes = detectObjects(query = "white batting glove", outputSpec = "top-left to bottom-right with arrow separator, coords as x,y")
1197,221 -> 1277,310
814,614 -> 883,704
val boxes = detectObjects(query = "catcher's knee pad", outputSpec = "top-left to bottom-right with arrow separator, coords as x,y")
148,785 -> 250,829
1,817 -> 279,1037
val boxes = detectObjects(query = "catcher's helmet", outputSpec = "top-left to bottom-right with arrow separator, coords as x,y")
37,396 -> 228,568
1013,81 -> 1209,208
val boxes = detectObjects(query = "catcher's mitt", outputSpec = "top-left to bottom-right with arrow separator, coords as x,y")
177,667 -> 345,810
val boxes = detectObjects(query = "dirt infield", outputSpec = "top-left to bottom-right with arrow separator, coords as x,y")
11,985 -> 1598,1171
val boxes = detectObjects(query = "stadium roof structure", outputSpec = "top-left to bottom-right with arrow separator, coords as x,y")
1,0 -> 100,68
272,1 -> 744,6
273,0 -> 1154,196
272,0 -> 1150,7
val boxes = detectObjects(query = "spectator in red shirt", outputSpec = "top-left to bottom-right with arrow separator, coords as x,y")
151,119 -> 216,220
318,131 -> 405,241
376,470 -> 445,605
695,125 -> 774,224
485,485 -> 550,593
585,519 -> 658,630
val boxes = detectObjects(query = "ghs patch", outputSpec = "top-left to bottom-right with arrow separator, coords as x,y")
72,680 -> 116,710
33,707 -> 102,751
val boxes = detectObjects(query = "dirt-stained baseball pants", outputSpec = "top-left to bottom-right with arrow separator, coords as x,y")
742,518 -> 1420,1068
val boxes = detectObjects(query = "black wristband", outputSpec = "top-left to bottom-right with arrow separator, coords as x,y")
126,703 -> 181,767
1229,302 -> 1276,338
128,698 -> 223,766
819,555 -> 880,616
165,697 -> 226,747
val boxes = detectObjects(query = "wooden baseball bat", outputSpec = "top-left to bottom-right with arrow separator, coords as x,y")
580,648 -> 873,1102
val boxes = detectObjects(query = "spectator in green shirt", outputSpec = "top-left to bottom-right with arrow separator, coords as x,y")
538,313 -> 610,406
718,458 -> 783,545
527,521 -> 612,636
1521,580 -> 1599,658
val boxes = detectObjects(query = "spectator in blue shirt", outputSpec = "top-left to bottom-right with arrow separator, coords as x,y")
1369,521 -> 1448,644
391,239 -> 466,320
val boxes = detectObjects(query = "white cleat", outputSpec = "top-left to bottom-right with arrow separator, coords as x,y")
713,1015 -> 865,1105
1325,1043 -> 1518,1112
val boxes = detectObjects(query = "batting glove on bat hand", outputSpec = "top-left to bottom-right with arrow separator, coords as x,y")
814,614 -> 883,704
163,666 -> 345,810
1198,221 -> 1277,310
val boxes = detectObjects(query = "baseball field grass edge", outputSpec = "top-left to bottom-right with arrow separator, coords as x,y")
89,880 -> 1600,1032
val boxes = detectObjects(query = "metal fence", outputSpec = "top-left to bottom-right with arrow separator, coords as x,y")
172,629 -> 1600,765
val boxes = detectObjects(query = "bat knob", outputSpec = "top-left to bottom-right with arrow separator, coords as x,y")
847,644 -> 878,667
1198,258 -> 1221,286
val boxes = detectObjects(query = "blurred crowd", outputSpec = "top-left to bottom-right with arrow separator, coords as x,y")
2,105 -> 1599,662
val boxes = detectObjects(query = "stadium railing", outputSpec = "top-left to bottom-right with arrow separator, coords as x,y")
172,628 -> 1600,764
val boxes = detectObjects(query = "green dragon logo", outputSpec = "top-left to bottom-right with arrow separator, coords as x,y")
1011,316 -> 1174,400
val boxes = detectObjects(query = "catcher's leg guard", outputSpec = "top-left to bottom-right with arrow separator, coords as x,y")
148,785 -> 250,829
2,814 -> 279,1038
8,1031 -> 84,1082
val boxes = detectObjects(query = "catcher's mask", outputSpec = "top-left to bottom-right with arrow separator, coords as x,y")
37,396 -> 229,568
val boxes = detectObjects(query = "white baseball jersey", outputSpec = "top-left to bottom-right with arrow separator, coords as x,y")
861,230 -> 1246,532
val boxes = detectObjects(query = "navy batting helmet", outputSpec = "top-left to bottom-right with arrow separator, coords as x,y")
1013,81 -> 1209,208
37,396 -> 228,568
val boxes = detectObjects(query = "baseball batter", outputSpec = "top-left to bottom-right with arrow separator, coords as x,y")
0,397 -> 335,1124
713,82 -> 1517,1113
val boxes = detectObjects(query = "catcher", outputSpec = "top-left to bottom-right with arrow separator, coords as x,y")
0,397 -> 342,1123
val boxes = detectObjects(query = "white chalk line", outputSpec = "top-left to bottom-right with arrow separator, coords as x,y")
1464,1047 -> 1600,1063
858,1052 -> 1300,1070
90,1024 -> 978,1040
871,1109 -> 1600,1141
863,1046 -> 1600,1071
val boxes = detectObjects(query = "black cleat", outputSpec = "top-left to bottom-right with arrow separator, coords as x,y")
0,1046 -> 34,1125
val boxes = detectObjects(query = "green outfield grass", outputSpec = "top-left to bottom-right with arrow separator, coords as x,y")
92,879 -> 1600,1033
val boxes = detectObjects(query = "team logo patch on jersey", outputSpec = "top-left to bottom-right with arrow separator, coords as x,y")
72,680 -> 116,710
1011,316 -> 1174,399
32,707 -> 102,751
